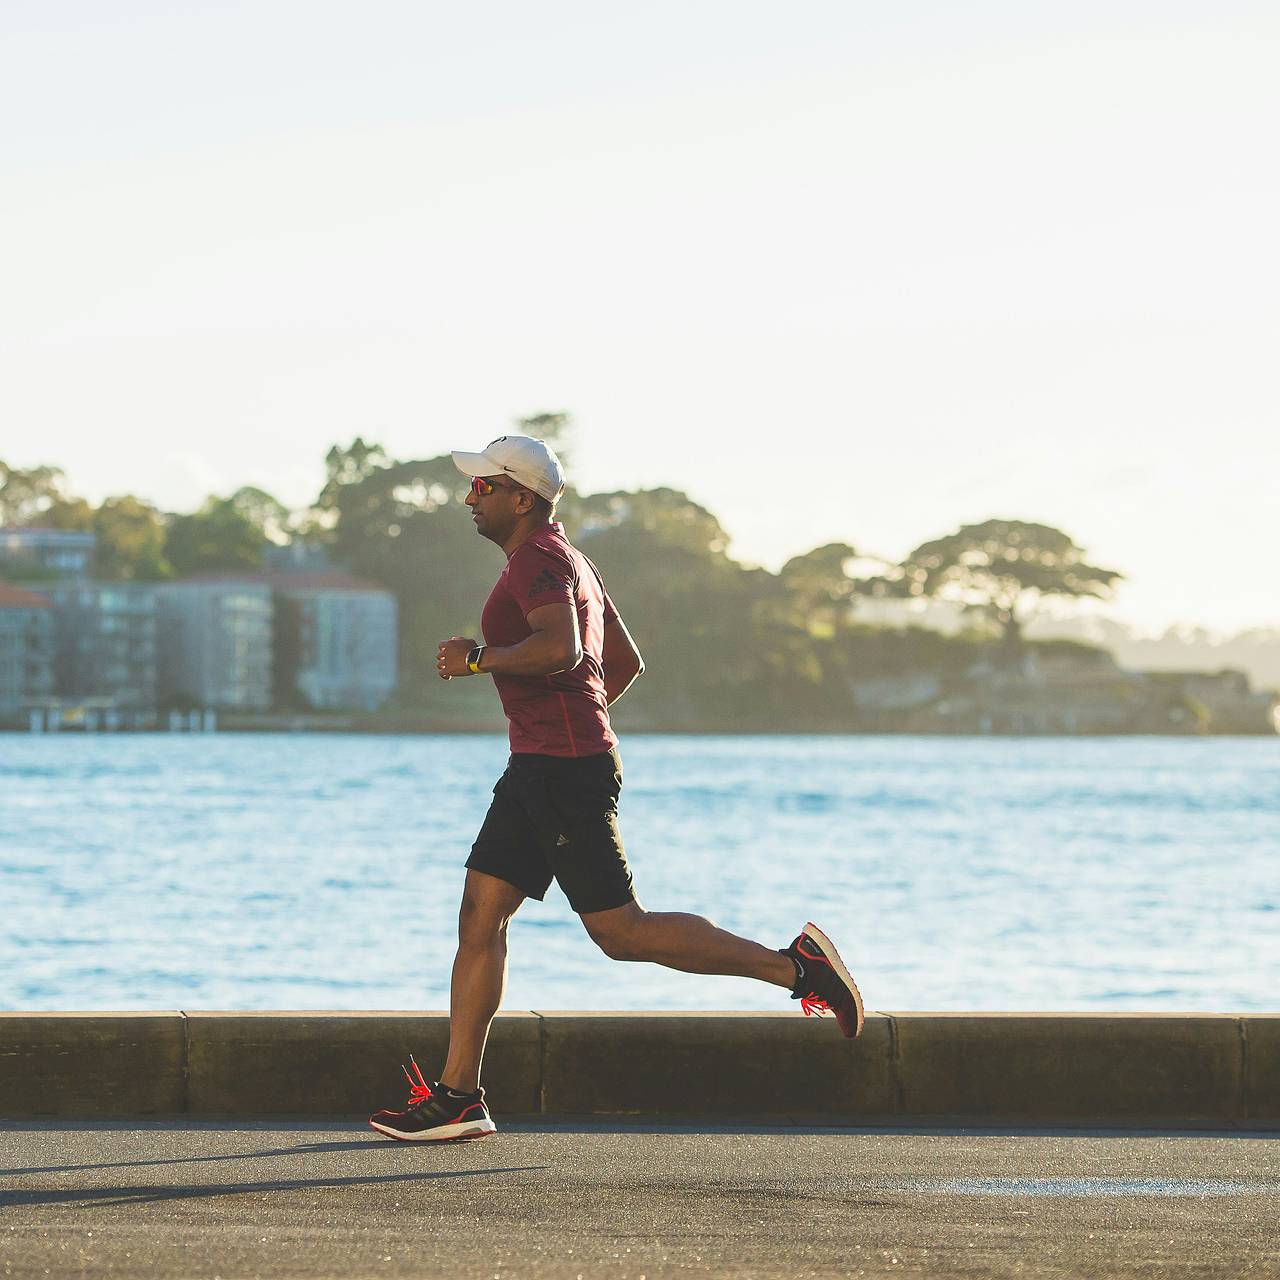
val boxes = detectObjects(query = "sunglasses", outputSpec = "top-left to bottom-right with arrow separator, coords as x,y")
470,475 -> 517,497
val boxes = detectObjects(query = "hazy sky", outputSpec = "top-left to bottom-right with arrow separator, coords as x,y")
2,2 -> 1275,635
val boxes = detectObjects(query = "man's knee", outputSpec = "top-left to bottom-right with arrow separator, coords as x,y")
457,892 -> 512,949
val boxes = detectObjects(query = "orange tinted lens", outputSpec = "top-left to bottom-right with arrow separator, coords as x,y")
471,476 -> 495,496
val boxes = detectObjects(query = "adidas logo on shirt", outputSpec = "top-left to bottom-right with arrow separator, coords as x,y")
527,568 -> 566,598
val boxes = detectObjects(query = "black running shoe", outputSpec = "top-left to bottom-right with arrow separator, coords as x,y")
368,1056 -> 496,1142
780,921 -> 865,1039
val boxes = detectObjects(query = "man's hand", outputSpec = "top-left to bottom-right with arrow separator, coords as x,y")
437,636 -> 479,680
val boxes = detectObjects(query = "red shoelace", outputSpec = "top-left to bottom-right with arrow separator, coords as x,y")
800,995 -> 832,1018
402,1055 -> 434,1106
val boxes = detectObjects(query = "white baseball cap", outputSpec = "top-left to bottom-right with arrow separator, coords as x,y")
451,435 -> 566,504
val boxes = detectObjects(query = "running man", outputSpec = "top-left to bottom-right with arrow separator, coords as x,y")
369,435 -> 863,1142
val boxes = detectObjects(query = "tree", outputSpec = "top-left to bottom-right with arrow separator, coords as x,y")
294,438 -> 395,542
165,497 -> 265,576
515,411 -> 573,464
0,461 -> 79,527
861,519 -> 1123,654
94,496 -> 172,580
318,438 -> 391,506
38,493 -> 95,531
569,487 -> 734,558
229,486 -> 293,545
780,542 -> 858,635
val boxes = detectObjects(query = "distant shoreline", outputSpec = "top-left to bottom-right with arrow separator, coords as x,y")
5,719 -> 1276,738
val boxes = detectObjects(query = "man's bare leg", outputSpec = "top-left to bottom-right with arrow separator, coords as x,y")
438,869 -> 527,1093
580,902 -> 796,988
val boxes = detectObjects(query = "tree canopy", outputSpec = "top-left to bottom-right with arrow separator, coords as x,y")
165,496 -> 266,577
0,462 -> 78,528
860,519 -> 1123,651
94,496 -> 171,581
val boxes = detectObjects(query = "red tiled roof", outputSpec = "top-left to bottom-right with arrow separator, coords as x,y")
0,582 -> 52,609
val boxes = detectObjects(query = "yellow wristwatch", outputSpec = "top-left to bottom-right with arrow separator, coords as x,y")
466,645 -> 486,674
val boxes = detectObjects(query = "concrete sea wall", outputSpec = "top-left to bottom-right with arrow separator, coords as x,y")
3,1012 -> 1276,1127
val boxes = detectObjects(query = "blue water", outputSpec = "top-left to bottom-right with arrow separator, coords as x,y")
2,735 -> 1277,1012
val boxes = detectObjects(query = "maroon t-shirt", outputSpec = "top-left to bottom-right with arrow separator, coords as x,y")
481,522 -> 619,757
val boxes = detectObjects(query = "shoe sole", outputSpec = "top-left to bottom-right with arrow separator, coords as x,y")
803,921 -> 865,1039
368,1118 -> 497,1142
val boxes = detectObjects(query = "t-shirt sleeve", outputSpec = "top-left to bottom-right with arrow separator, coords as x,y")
506,543 -> 577,617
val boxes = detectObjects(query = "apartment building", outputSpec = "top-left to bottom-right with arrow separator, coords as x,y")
155,579 -> 274,710
0,583 -> 55,722
270,571 -> 397,711
37,581 -> 158,709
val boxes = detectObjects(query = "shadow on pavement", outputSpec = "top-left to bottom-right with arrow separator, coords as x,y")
0,1164 -> 550,1210
1,1139 -> 396,1179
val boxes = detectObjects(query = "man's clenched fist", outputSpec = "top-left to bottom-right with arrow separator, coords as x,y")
437,636 -> 479,680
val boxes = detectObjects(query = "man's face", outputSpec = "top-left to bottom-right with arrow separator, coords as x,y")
465,473 -> 528,543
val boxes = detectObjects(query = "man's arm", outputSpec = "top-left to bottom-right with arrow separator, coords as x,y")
438,603 -> 581,679
601,613 -> 644,705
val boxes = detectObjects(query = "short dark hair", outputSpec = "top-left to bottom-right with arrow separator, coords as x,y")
530,492 -> 555,520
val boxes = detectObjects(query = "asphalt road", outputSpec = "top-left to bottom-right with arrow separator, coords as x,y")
2,1119 -> 1279,1278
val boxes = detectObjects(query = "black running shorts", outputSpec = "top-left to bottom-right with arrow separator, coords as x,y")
466,747 -> 636,915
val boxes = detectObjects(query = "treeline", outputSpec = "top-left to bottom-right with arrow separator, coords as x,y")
0,426 -> 1124,728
